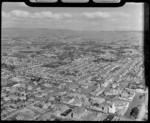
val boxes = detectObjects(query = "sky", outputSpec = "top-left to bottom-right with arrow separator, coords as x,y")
2,2 -> 144,31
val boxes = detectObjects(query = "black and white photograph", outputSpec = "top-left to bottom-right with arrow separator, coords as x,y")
1,0 -> 148,121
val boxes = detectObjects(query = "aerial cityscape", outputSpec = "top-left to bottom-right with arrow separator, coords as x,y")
1,2 -> 148,121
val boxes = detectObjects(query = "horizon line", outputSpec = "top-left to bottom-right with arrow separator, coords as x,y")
2,27 -> 144,32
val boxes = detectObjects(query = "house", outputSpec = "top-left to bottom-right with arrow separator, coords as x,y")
54,105 -> 70,117
27,85 -> 33,91
100,103 -> 110,113
89,102 -> 110,113
135,88 -> 145,93
119,88 -> 136,101
68,98 -> 75,104
11,77 -> 25,82
69,98 -> 83,107
48,96 -> 55,101
69,85 -> 79,92
4,97 -> 10,101
43,103 -> 48,110
109,99 -> 129,116
62,95 -> 74,104
109,103 -> 116,114
105,88 -> 120,96
91,86 -> 105,96
68,107 -> 87,120
112,83 -> 119,88
90,97 -> 105,104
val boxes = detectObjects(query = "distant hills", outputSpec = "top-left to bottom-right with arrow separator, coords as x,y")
2,28 -> 143,46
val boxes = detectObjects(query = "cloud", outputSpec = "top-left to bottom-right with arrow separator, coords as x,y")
10,10 -> 30,18
81,11 -> 131,20
2,11 -> 11,18
2,10 -> 73,20
2,9 -> 131,21
31,11 -> 72,19
32,11 -> 61,19
82,11 -> 112,19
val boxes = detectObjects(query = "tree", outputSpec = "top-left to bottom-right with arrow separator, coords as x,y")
2,52 -> 7,56
130,107 -> 139,119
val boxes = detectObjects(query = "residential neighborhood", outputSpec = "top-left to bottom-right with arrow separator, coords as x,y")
1,28 -> 147,121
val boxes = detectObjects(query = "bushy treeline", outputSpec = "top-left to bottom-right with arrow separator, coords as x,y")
2,63 -> 15,71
